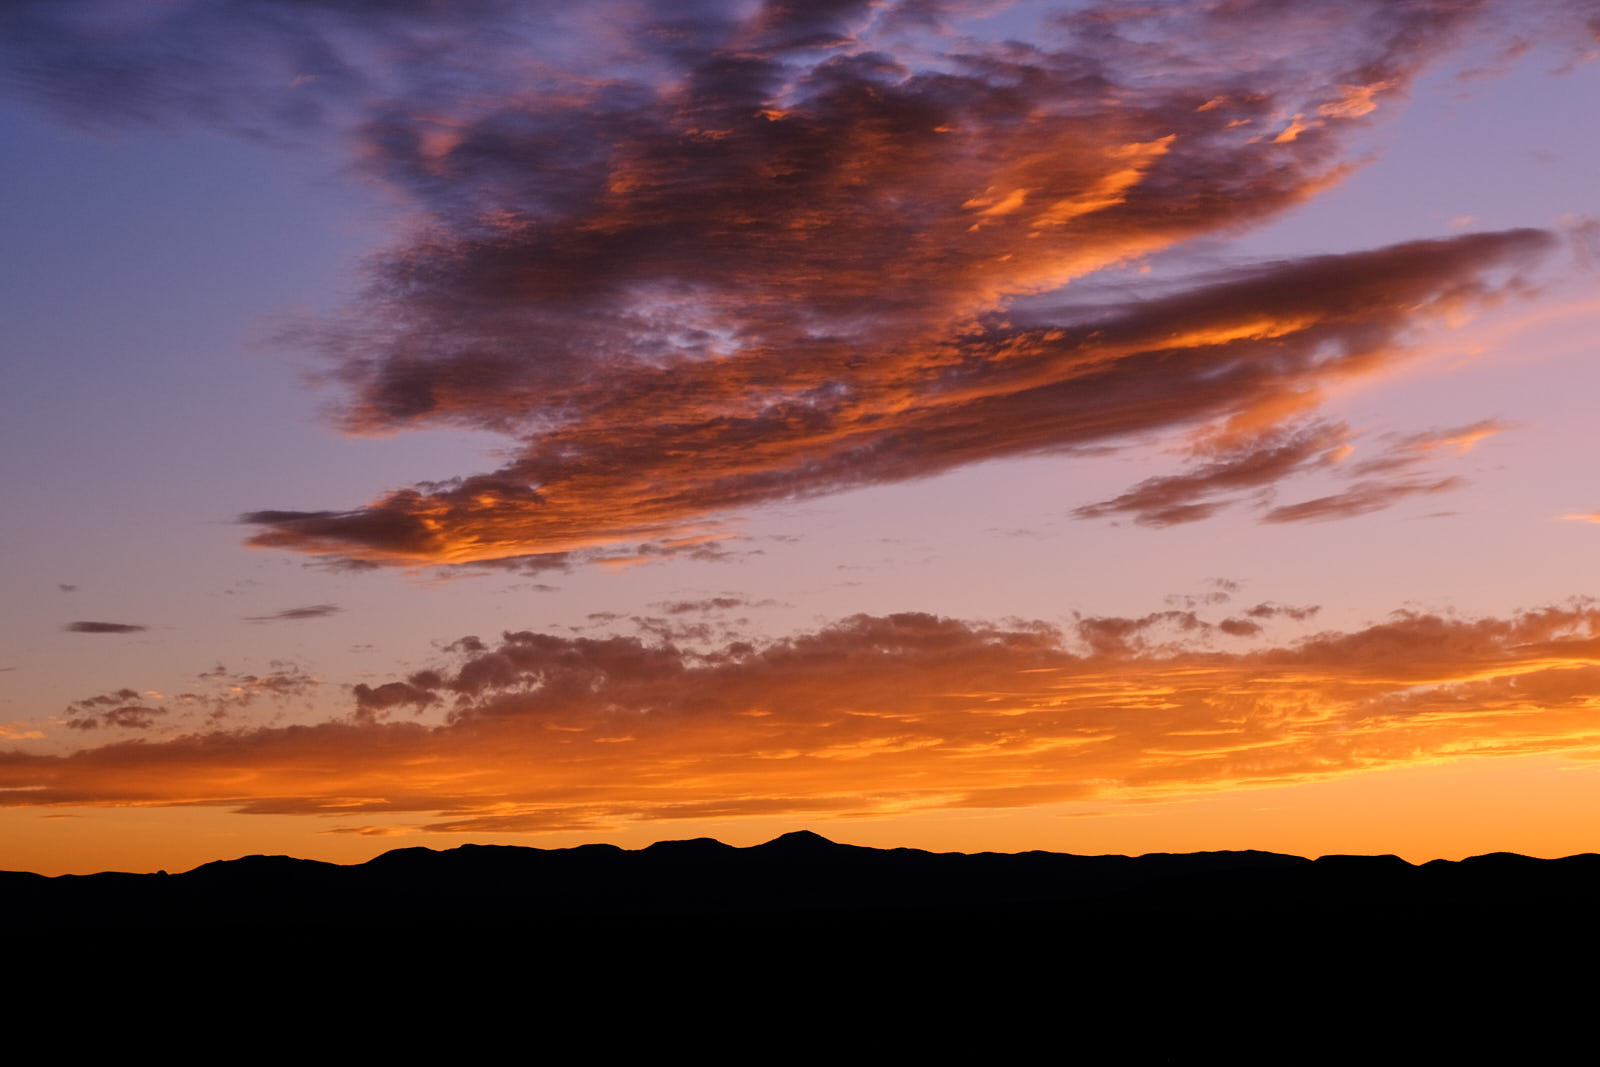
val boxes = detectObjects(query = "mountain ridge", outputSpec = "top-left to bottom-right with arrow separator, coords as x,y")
8,831 -> 1600,935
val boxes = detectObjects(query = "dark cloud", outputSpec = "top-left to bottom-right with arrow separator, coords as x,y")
352,680 -> 439,722
56,584 -> 77,593
1077,413 -> 1513,527
1074,610 -> 1209,656
1164,579 -> 1240,609
72,667 -> 322,728
1245,602 -> 1322,622
64,621 -> 147,635
245,603 -> 342,622
183,665 -> 320,722
631,616 -> 719,645
8,602 -> 1600,829
1263,476 -> 1465,524
64,689 -> 168,732
70,688 -> 143,709
0,0 -> 525,137
1075,421 -> 1352,527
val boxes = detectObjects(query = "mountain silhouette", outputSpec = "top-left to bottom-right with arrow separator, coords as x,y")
8,833 -> 1600,940
12,830 -> 1598,1051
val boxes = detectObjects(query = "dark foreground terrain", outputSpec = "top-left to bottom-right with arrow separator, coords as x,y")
10,831 -> 1594,1049
10,829 -> 1600,933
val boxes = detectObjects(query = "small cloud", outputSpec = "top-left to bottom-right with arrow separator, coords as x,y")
1244,602 -> 1321,621
652,596 -> 777,616
57,584 -> 78,593
246,603 -> 342,623
1075,421 -> 1352,527
1562,512 -> 1600,524
352,679 -> 439,722
66,703 -> 167,731
64,621 -> 147,635
1272,113 -> 1312,142
1317,80 -> 1393,119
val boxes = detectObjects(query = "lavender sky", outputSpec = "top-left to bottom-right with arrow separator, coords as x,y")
2,0 -> 1599,873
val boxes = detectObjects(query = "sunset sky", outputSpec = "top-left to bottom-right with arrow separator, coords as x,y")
4,0 -> 1599,875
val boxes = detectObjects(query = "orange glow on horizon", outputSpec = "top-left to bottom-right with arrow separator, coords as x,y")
8,606 -> 1600,873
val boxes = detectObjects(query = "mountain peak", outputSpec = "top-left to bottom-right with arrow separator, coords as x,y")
758,830 -> 839,850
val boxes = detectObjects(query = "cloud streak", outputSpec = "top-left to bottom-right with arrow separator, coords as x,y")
63,622 -> 147,635
8,603 -> 1600,832
1077,419 -> 1512,526
245,604 -> 342,622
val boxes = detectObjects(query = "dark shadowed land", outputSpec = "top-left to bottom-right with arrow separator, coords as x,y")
11,831 -> 1593,1049
10,830 -> 1600,934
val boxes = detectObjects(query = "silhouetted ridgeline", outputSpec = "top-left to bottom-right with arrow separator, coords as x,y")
8,830 -> 1600,936
14,829 -> 1600,1048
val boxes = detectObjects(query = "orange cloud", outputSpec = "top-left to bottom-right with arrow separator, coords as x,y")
249,228 -> 1554,563
8,604 -> 1600,835
8,0 -> 1585,564
1318,81 -> 1395,119
218,2 -> 1567,568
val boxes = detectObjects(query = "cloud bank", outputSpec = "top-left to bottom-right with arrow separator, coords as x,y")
7,603 -> 1600,832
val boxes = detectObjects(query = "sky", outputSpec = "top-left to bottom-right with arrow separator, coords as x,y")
3,0 -> 1599,875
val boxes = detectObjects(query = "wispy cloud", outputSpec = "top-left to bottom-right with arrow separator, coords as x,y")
63,688 -> 168,731
58,668 -> 322,732
1262,476 -> 1464,524
1074,420 -> 1354,527
1079,417 -> 1514,526
245,604 -> 342,623
653,597 -> 778,616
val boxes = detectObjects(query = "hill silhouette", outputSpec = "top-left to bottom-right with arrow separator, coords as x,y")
8,832 -> 1600,936
12,831 -> 1599,1051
